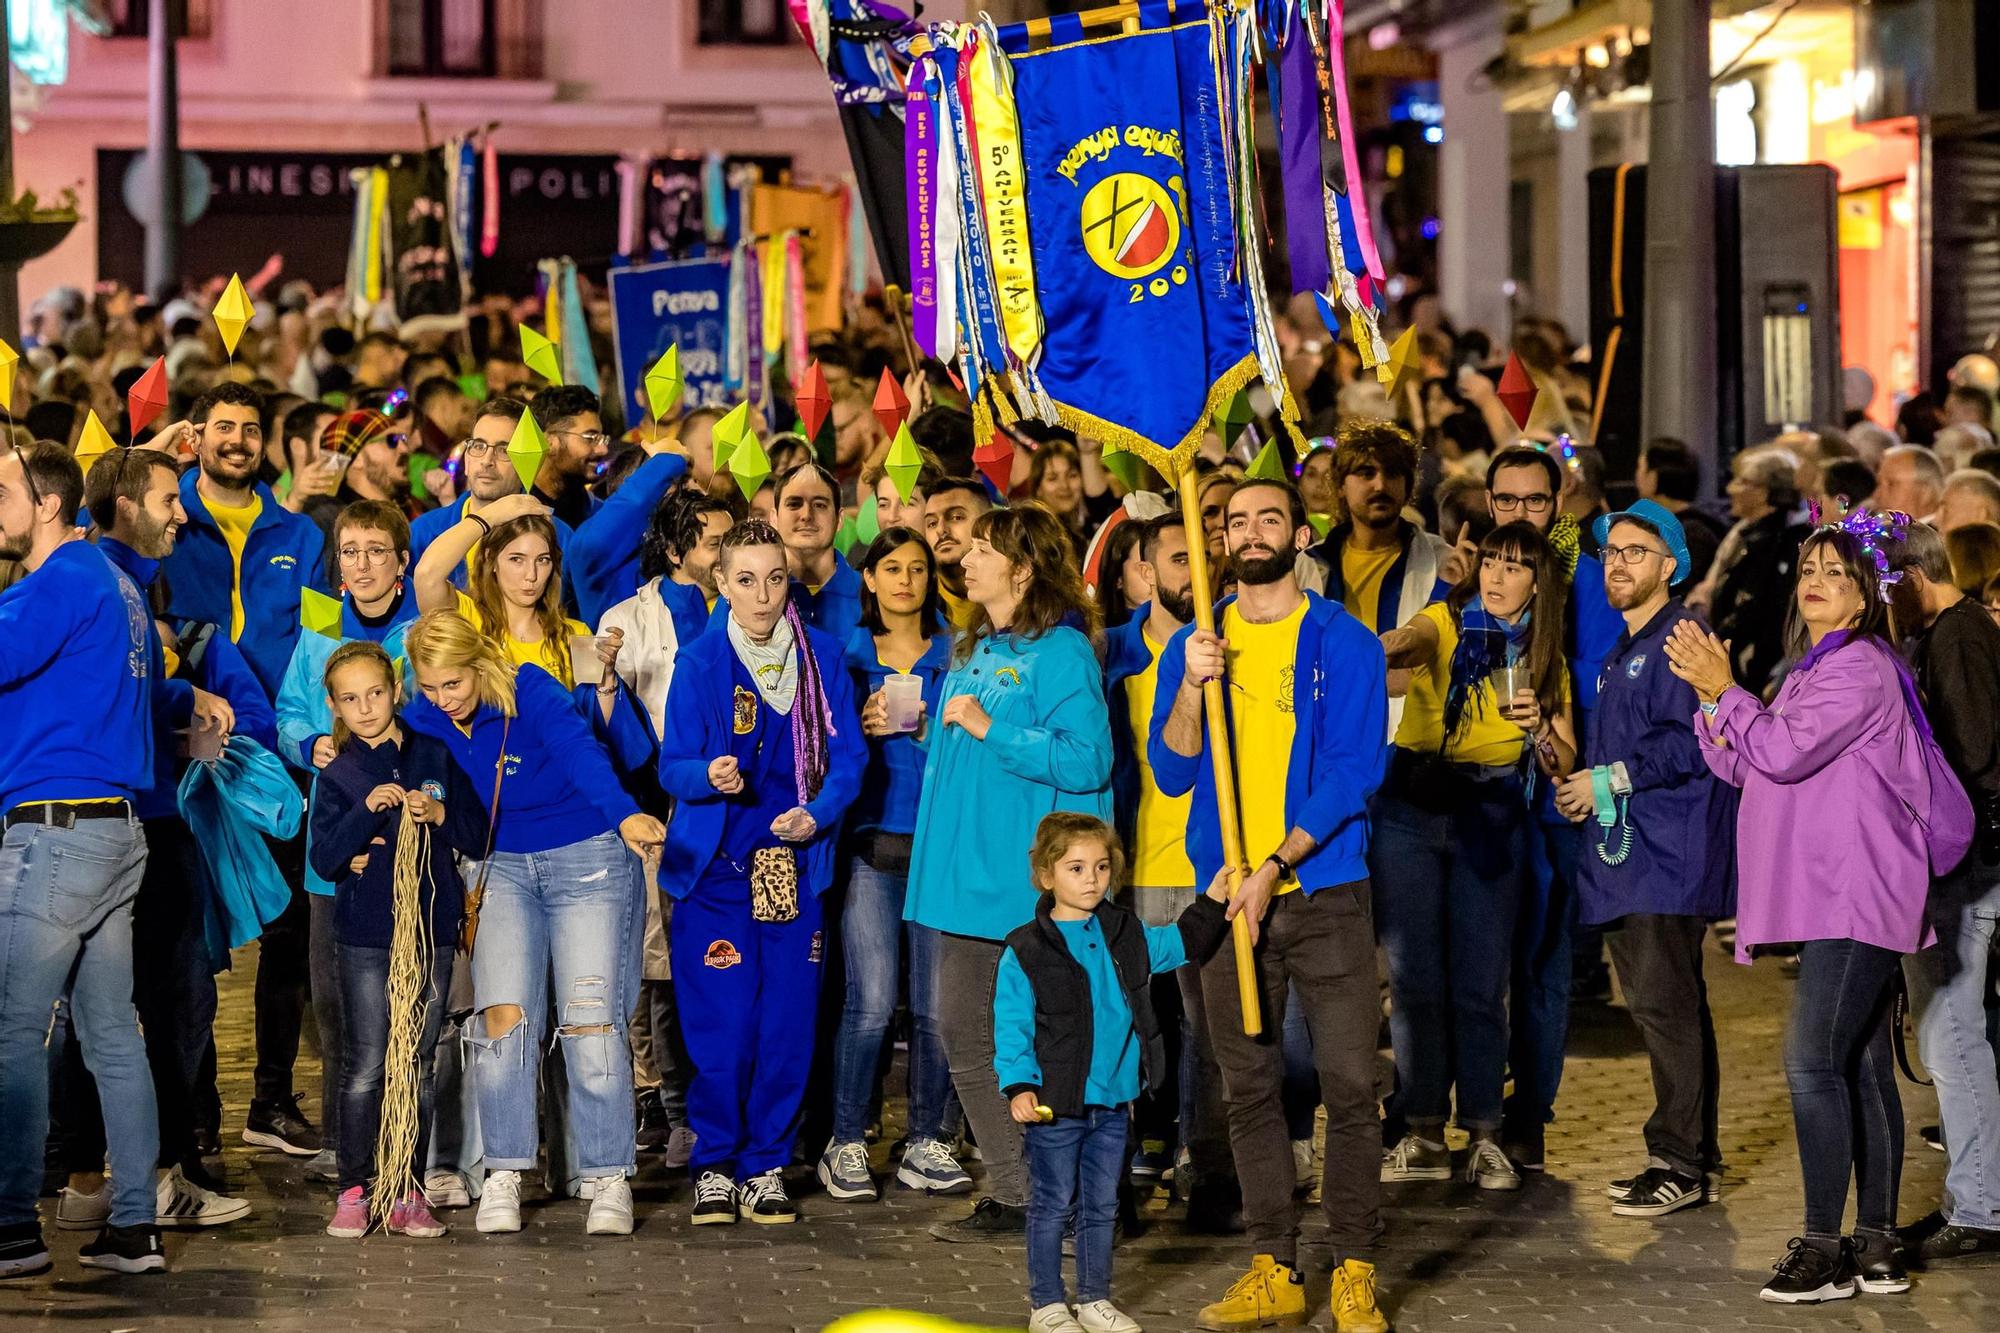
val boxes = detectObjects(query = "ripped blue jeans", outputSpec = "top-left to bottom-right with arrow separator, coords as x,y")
466,832 -> 643,1179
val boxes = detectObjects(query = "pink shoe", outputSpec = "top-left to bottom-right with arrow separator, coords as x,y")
388,1191 -> 447,1238
326,1186 -> 369,1238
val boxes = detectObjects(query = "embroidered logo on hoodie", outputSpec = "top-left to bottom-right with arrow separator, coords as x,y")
704,939 -> 743,969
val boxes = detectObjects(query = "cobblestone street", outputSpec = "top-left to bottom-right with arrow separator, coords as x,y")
4,934 -> 1996,1333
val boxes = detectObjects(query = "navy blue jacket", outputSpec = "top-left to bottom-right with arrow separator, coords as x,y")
656,621 -> 866,900
160,472 -> 329,700
1149,592 -> 1387,892
309,730 -> 489,948
1575,600 -> 1738,925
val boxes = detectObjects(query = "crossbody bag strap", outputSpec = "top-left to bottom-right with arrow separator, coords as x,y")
461,714 -> 511,957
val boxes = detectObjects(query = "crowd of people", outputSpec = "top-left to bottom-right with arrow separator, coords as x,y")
0,275 -> 1998,1333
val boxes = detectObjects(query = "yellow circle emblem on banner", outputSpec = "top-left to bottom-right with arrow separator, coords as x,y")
1079,173 -> 1181,281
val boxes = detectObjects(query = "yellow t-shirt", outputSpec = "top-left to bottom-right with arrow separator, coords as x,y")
1394,602 -> 1566,767
453,590 -> 588,685
1123,626 -> 1195,888
1223,600 -> 1305,895
208,494 -> 261,641
940,583 -> 977,631
1340,542 -> 1398,632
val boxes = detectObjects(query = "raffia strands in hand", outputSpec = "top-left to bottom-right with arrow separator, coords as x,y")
369,809 -> 437,1228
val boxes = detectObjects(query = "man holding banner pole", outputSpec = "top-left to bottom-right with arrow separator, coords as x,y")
1152,474 -> 1390,1333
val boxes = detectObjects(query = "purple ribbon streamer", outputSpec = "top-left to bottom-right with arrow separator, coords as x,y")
1276,28 -> 1329,296
906,65 -> 939,358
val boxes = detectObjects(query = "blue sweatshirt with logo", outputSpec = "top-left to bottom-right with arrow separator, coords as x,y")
0,541 -> 155,812
160,471 -> 329,700
403,663 -> 639,855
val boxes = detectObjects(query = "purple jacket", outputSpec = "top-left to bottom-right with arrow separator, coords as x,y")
1698,631 -> 1968,963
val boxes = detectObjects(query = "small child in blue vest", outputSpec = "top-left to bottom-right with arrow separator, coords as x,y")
995,812 -> 1231,1333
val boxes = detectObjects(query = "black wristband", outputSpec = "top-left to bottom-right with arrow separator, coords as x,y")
1265,852 -> 1292,879
466,511 -> 491,536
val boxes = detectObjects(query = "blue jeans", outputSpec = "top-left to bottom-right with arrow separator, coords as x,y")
0,817 -> 156,1228
1507,818 -> 1581,1133
466,832 -> 643,1179
670,868 -> 825,1178
1906,866 -> 2000,1228
1371,788 -> 1527,1132
830,855 -> 951,1143
336,941 -> 455,1193
1026,1107 -> 1127,1308
1786,937 -> 1904,1236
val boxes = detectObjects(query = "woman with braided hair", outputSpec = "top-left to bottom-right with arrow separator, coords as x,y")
655,519 -> 865,1226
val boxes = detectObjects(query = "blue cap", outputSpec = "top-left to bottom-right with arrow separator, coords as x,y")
1594,499 -> 1693,587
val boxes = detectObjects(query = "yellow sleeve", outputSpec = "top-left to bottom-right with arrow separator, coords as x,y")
452,589 -> 483,630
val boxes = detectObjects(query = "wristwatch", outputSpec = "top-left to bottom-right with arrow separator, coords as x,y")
1264,852 -> 1293,879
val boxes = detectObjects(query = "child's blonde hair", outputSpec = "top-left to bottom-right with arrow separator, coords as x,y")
1028,812 -> 1126,891
322,640 -> 399,752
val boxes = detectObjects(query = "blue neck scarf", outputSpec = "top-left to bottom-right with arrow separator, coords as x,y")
1444,596 -> 1533,741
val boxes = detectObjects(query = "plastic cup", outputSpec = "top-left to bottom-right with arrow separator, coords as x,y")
570,633 -> 603,687
882,673 -> 923,733
1487,664 -> 1532,715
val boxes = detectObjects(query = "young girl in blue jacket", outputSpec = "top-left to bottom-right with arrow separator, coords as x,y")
995,813 -> 1229,1333
656,520 -> 864,1227
308,642 -> 488,1240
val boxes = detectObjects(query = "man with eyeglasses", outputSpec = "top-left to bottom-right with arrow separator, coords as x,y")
529,385 -> 611,530
0,444 -> 168,1276
1471,444 -> 1627,1173
1552,500 -> 1736,1220
408,396 -> 578,599
159,381 -> 332,1163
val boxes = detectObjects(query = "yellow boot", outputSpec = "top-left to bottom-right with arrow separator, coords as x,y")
1195,1254 -> 1308,1330
1330,1258 -> 1390,1333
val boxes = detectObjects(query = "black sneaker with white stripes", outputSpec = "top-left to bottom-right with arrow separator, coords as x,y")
78,1223 -> 166,1274
738,1169 -> 797,1224
1610,1167 -> 1706,1218
690,1171 -> 737,1226
1759,1237 -> 1855,1304
1606,1167 -> 1721,1204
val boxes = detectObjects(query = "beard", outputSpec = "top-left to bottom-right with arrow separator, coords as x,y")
0,528 -> 29,562
1605,573 -> 1663,611
129,511 -> 179,559
1228,544 -> 1294,587
1157,584 -> 1199,623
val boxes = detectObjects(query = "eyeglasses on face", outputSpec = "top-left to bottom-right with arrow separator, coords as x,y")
461,437 -> 510,460
1492,492 -> 1554,514
1601,544 -> 1665,566
337,544 -> 398,566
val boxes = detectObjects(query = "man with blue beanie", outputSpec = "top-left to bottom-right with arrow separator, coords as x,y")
1553,500 -> 1737,1219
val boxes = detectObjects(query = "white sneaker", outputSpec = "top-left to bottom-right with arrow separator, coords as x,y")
1075,1300 -> 1143,1333
423,1168 -> 470,1209
56,1181 -> 111,1231
584,1174 -> 633,1235
476,1169 -> 523,1233
155,1165 -> 251,1228
896,1137 -> 974,1194
1029,1303 -> 1086,1333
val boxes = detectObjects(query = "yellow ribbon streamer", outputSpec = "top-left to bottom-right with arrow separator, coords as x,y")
967,33 -> 1042,369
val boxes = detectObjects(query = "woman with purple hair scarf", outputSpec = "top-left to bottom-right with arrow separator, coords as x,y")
656,520 -> 865,1228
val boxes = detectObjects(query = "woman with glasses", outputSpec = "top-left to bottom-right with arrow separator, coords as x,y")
1374,522 -> 1576,1194
1666,519 -> 1972,1304
273,500 -> 423,1182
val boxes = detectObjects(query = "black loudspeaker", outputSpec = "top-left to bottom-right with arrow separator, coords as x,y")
1588,163 -> 1842,489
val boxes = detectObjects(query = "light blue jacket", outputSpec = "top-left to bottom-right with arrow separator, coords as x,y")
904,626 -> 1114,942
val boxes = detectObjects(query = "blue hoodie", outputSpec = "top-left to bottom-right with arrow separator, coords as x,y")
403,663 -> 640,855
1149,591 -> 1387,893
655,620 -> 866,900
160,471 -> 329,700
0,541 -> 155,811
565,452 -> 689,627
